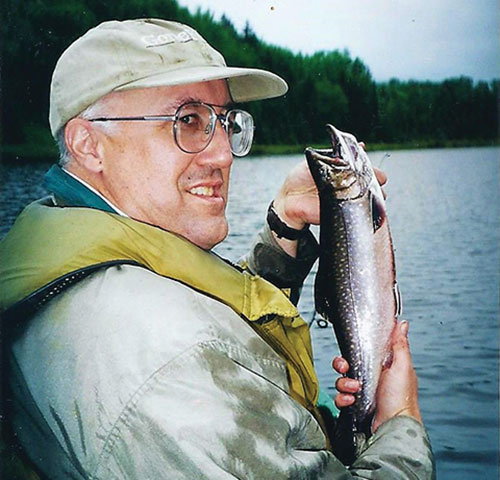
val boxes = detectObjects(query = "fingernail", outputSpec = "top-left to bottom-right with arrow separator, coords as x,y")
400,320 -> 409,336
346,379 -> 359,389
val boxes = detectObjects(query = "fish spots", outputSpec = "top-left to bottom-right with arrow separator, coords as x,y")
309,126 -> 402,466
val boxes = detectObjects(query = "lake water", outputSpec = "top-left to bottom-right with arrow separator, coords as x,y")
1,147 -> 499,479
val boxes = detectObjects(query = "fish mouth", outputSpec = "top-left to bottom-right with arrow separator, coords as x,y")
305,124 -> 372,197
305,148 -> 357,194
305,124 -> 349,168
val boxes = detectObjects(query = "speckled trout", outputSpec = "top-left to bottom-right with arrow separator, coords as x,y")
305,125 -> 402,465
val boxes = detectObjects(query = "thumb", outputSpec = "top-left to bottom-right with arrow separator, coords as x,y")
390,320 -> 411,365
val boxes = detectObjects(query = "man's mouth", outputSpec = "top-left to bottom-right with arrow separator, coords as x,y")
188,186 -> 216,197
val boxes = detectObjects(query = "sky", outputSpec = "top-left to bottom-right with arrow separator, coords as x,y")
177,0 -> 499,83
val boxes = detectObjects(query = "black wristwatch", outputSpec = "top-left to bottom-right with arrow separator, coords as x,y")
266,201 -> 310,240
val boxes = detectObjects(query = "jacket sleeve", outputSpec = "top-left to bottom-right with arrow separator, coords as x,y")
349,416 -> 436,479
240,223 -> 319,302
93,341 -> 435,480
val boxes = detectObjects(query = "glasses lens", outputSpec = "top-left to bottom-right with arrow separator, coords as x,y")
175,103 -> 215,153
227,110 -> 254,157
174,103 -> 254,156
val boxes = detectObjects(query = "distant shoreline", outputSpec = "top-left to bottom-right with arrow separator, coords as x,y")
2,139 -> 498,164
250,139 -> 499,156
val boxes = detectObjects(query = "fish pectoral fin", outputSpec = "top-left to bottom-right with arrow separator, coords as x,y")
370,192 -> 386,232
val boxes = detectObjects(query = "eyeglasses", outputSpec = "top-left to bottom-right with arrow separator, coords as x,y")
88,101 -> 255,157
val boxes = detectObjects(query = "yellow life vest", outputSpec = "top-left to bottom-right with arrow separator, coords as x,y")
1,200 -> 323,421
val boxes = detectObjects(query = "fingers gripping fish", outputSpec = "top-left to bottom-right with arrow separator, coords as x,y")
305,125 -> 402,465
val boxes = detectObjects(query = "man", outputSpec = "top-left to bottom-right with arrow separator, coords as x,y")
0,19 -> 434,479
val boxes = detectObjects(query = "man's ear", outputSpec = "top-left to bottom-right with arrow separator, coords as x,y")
65,118 -> 104,173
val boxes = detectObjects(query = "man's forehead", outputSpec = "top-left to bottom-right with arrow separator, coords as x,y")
161,81 -> 232,110
115,80 -> 232,112
160,94 -> 212,112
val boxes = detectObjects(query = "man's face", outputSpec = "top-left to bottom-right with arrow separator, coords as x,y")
96,80 -> 234,250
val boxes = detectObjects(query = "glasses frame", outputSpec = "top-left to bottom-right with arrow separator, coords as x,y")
87,101 -> 254,157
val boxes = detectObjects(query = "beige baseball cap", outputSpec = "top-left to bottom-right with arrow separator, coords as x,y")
49,18 -> 288,136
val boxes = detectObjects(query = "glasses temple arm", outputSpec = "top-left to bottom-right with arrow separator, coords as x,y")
88,115 -> 176,122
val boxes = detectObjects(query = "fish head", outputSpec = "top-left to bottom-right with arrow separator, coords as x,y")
305,125 -> 374,201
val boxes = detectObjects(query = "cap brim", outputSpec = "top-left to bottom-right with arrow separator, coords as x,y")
115,65 -> 288,102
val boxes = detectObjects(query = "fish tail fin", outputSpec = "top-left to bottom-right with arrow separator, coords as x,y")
332,410 -> 374,466
331,409 -> 357,466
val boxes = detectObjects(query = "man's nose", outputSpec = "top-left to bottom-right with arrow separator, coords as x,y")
197,120 -> 233,168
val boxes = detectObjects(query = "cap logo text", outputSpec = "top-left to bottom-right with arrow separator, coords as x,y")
141,29 -> 196,48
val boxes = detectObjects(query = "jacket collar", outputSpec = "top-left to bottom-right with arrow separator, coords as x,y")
43,164 -> 117,213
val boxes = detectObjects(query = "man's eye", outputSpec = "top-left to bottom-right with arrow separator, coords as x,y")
179,114 -> 199,125
228,120 -> 242,135
232,122 -> 242,134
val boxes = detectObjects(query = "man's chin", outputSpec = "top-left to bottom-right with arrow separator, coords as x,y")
187,219 -> 229,250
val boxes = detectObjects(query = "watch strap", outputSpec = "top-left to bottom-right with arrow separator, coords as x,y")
266,201 -> 310,240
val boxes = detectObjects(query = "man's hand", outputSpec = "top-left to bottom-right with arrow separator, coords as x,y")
333,320 -> 422,433
372,320 -> 422,431
271,158 -> 387,257
273,160 -> 319,231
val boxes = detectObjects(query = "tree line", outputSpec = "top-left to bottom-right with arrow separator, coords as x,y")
2,0 -> 498,155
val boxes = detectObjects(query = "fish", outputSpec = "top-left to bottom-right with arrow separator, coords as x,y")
305,125 -> 402,465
